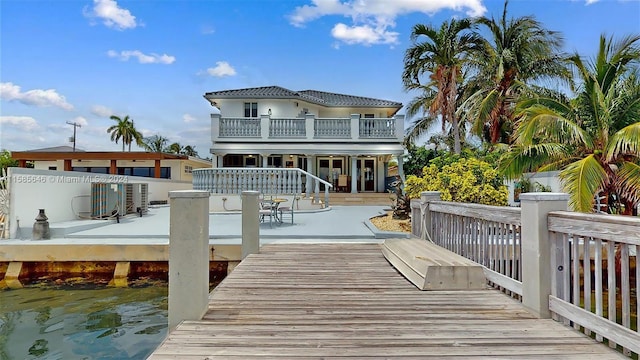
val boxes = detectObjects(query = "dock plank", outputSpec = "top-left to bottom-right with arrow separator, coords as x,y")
148,243 -> 625,359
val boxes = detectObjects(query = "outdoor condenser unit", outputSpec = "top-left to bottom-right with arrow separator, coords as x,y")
91,183 -> 126,219
125,183 -> 149,215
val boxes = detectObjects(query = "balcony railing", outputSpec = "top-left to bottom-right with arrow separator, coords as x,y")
212,113 -> 404,142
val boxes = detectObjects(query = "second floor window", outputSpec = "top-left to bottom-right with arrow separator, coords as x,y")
244,102 -> 258,117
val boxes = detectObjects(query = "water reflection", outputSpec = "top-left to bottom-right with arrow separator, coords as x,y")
0,286 -> 167,360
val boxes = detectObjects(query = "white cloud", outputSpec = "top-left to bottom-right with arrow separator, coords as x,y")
107,50 -> 176,64
289,0 -> 486,46
0,116 -> 40,131
331,23 -> 398,45
182,114 -> 197,123
0,82 -> 74,110
585,0 -> 600,4
84,0 -> 138,30
206,61 -> 236,77
71,116 -> 89,127
91,104 -> 113,117
201,25 -> 215,35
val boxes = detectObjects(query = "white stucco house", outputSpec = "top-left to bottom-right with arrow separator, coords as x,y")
204,86 -> 405,193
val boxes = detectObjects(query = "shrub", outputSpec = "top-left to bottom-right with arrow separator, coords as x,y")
404,157 -> 508,206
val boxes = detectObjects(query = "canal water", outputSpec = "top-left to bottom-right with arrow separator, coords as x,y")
0,285 -> 168,360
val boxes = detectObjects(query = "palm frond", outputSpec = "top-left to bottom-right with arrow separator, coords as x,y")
606,121 -> 640,161
614,161 -> 640,206
498,143 -> 568,179
559,154 -> 608,212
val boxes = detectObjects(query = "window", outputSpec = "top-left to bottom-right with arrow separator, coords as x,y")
297,157 -> 307,171
244,102 -> 258,117
48,166 -> 57,170
268,156 -> 282,168
184,165 -> 193,174
223,155 -> 243,167
364,114 -> 375,118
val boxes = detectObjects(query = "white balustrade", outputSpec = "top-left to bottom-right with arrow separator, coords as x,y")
359,118 -> 396,138
219,118 -> 261,137
269,118 -> 305,137
314,118 -> 351,138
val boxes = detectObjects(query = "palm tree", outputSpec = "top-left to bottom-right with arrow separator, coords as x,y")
501,34 -> 640,213
182,145 -> 198,157
462,0 -> 569,145
107,115 -> 131,151
167,142 -> 183,155
402,19 -> 482,154
107,115 -> 143,152
143,135 -> 169,152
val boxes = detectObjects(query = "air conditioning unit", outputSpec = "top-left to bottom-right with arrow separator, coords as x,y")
91,183 -> 126,219
125,183 -> 148,215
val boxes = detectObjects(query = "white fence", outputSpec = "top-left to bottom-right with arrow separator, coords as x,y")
412,191 -> 639,357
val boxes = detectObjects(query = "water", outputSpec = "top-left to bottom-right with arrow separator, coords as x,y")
0,286 -> 168,360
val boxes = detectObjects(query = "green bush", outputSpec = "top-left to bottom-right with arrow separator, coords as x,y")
404,157 -> 508,206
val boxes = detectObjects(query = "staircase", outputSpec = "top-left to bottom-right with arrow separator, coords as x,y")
325,192 -> 395,206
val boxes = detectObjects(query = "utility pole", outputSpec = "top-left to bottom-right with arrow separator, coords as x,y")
66,121 -> 81,151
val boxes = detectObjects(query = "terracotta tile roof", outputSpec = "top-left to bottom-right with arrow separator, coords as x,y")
204,85 -> 402,108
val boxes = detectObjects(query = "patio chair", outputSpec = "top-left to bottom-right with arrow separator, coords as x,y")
258,200 -> 273,228
277,195 -> 295,224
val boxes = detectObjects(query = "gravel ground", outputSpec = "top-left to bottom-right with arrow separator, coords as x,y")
369,211 -> 411,233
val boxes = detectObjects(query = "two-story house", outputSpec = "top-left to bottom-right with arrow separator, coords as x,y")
204,86 -> 405,193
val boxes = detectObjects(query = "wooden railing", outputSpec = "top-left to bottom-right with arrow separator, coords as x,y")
412,191 -> 639,357
192,167 -> 333,206
548,211 -> 639,356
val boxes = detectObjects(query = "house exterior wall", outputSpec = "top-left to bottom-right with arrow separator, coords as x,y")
28,158 -> 210,181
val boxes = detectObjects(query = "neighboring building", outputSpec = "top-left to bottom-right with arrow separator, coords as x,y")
11,146 -> 211,182
204,86 -> 405,193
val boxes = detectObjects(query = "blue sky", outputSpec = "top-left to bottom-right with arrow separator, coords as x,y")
1,0 -> 639,156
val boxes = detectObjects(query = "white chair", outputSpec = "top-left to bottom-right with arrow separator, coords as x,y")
277,195 -> 295,224
258,200 -> 273,228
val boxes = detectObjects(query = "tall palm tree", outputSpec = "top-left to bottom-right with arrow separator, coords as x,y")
501,34 -> 640,213
107,115 -> 132,152
463,0 -> 569,145
125,120 -> 144,152
402,19 -> 482,154
143,135 -> 169,153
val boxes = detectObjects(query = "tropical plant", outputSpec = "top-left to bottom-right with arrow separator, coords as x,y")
402,19 -> 483,154
182,145 -> 198,157
0,150 -> 18,173
462,0 -> 569,145
143,135 -> 169,153
167,142 -> 184,155
405,157 -> 508,206
501,34 -> 640,213
107,115 -> 143,151
403,143 -> 444,176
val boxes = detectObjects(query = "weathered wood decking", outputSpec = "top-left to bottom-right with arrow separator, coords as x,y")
149,243 -> 625,359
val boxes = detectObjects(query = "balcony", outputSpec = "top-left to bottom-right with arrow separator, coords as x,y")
211,113 -> 404,143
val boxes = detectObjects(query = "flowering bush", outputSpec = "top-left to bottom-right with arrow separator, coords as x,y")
404,157 -> 508,206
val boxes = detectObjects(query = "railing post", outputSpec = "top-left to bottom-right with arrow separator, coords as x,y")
350,114 -> 359,140
519,192 -> 569,318
394,114 -> 404,140
260,115 -> 270,139
168,190 -> 210,330
419,191 -> 441,240
211,113 -> 220,142
241,190 -> 260,259
305,113 -> 315,140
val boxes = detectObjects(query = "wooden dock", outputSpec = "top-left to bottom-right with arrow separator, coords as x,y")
149,243 -> 625,359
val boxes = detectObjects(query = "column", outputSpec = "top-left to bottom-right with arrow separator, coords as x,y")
63,159 -> 72,171
109,160 -> 117,174
520,192 -> 569,318
350,156 -> 358,193
350,114 -> 360,140
168,190 -> 210,330
241,191 -> 260,259
261,154 -> 270,168
154,160 -> 161,178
